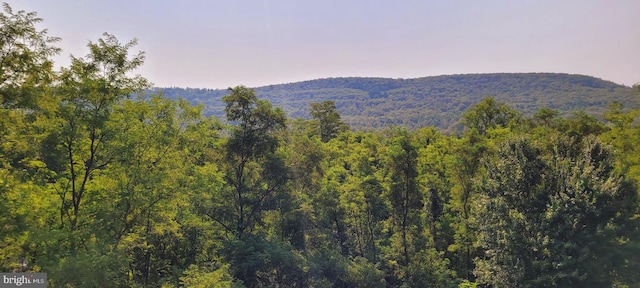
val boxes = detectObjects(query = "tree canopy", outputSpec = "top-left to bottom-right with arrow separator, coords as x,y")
1,3 -> 640,287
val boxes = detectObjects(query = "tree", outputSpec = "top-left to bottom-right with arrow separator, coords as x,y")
563,111 -> 609,139
0,2 -> 60,108
474,135 -> 638,287
46,33 -> 148,256
600,101 -> 640,185
199,86 -> 300,286
385,129 -> 423,284
532,107 -> 560,128
180,264 -> 243,288
603,101 -> 637,130
0,4 -> 60,270
309,100 -> 348,142
207,85 -> 289,239
88,95 -> 208,285
334,132 -> 388,263
222,235 -> 306,287
444,131 -> 490,280
461,97 -> 521,135
282,125 -> 326,252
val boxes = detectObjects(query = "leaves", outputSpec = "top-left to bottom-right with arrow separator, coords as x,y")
474,135 -> 638,287
0,3 -> 60,108
1,3 -> 639,287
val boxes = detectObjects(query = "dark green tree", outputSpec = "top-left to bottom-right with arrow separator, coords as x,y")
385,130 -> 423,284
208,85 -> 288,239
203,86 -> 304,287
474,135 -> 638,287
309,100 -> 348,142
563,111 -> 609,139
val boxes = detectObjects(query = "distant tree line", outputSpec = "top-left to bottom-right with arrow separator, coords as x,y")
157,73 -> 638,131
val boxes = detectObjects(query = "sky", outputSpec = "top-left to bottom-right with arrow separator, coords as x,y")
11,0 -> 640,89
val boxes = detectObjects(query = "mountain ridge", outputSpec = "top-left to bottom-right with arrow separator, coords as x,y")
155,73 -> 638,130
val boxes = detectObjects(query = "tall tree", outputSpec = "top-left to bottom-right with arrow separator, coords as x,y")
205,85 -> 289,239
87,96 -> 206,285
0,4 -> 60,270
309,100 -> 348,142
385,130 -> 423,283
335,132 -> 388,262
48,33 -> 148,255
211,86 -> 308,287
445,130 -> 490,280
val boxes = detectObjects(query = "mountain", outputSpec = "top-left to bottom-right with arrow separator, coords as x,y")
155,73 -> 638,130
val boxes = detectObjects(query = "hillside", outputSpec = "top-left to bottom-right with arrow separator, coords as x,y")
155,73 -> 638,130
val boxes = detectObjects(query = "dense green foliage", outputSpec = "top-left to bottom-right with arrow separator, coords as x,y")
2,4 -> 640,287
157,74 -> 638,131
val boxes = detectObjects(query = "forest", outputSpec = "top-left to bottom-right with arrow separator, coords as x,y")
157,73 -> 638,131
2,4 -> 640,288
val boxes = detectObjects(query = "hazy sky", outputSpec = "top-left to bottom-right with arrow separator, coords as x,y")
12,0 -> 640,88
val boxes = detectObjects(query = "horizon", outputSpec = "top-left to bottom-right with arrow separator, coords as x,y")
152,72 -> 634,90
11,1 -> 640,89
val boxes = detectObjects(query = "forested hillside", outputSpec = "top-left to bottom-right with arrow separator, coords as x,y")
158,73 -> 638,130
2,4 -> 640,287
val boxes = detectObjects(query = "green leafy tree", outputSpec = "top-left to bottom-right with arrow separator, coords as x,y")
600,101 -> 640,185
461,97 -> 521,135
0,2 -> 60,108
309,100 -> 348,142
405,248 -> 457,288
603,101 -> 637,130
180,264 -> 244,288
222,236 -> 306,288
282,127 -> 325,251
47,33 -> 148,256
446,131 -> 490,280
384,130 -> 423,283
532,107 -> 561,128
562,111 -> 609,139
85,95 -> 207,285
335,132 -> 388,263
0,4 -> 60,270
200,86 -> 304,286
474,135 -> 638,287
345,257 -> 386,288
206,85 -> 288,239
